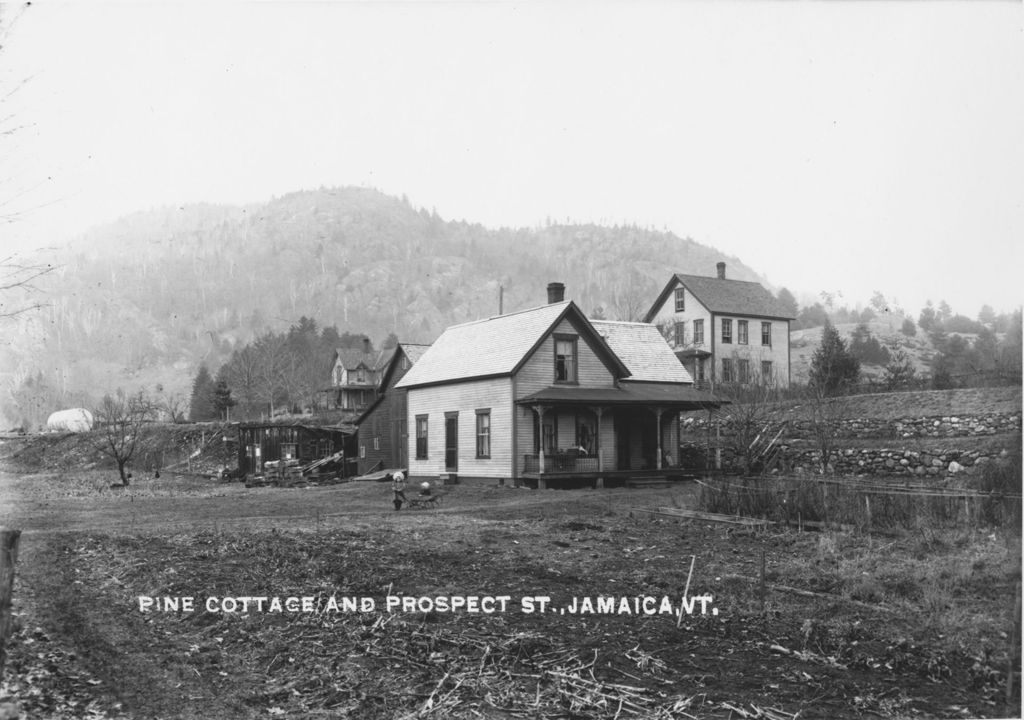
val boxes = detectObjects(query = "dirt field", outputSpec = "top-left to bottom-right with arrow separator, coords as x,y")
0,462 -> 1020,719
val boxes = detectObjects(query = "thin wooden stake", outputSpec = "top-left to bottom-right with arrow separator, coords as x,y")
760,550 -> 767,617
0,529 -> 22,682
677,555 -> 696,628
1007,581 -> 1021,710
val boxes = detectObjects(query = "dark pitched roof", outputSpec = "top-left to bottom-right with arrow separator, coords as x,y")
334,347 -> 381,371
516,382 -> 722,409
645,274 -> 795,322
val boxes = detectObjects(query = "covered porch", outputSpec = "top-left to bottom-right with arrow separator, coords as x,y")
516,382 -> 721,489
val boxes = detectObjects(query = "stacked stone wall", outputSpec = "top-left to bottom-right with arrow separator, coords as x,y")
680,411 -> 1021,476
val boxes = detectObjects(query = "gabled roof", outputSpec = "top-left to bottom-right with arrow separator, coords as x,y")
375,342 -> 433,394
334,347 -> 385,371
645,274 -> 795,322
590,320 -> 693,384
396,301 -> 628,389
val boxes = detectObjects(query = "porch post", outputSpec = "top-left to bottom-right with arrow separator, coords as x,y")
535,405 -> 547,475
592,406 -> 605,489
533,405 -> 549,489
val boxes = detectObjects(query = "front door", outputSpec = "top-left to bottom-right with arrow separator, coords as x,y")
445,413 -> 458,472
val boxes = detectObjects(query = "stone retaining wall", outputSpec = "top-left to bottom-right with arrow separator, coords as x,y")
682,412 -> 1020,440
679,410 -> 1020,476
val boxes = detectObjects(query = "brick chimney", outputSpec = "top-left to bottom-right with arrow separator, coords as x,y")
363,337 -> 370,354
547,282 -> 566,304
716,262 -> 726,280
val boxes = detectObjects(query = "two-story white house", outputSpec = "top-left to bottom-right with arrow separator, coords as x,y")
325,338 -> 388,411
644,263 -> 795,388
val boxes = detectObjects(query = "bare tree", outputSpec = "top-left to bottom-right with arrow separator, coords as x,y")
717,381 -> 785,475
92,390 -> 157,485
0,253 -> 55,319
803,385 -> 848,474
157,392 -> 188,423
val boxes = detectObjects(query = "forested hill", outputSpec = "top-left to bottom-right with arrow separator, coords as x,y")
2,186 -> 767,426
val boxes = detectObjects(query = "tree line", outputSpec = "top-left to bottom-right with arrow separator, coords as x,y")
186,317 -> 394,422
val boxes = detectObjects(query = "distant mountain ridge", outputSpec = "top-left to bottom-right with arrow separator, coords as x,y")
0,186 -> 770,426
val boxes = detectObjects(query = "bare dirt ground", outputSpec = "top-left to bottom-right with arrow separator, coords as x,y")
0,460 -> 1020,719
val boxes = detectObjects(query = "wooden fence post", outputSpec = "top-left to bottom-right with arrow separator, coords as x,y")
0,529 -> 22,681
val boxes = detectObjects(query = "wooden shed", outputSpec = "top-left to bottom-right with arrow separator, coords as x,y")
237,421 -> 356,480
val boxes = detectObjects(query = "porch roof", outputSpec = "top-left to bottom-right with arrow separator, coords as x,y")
516,381 -> 722,409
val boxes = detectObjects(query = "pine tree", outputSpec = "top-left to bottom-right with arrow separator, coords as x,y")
189,363 -> 217,421
809,322 -> 860,396
212,376 -> 237,421
776,287 -> 799,319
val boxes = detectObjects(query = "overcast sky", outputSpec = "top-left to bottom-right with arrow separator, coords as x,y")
2,1 -> 1022,316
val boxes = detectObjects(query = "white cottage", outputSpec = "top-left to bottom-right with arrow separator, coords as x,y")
395,284 -> 721,488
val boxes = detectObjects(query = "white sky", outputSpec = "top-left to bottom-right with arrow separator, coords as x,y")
2,1 -> 1022,316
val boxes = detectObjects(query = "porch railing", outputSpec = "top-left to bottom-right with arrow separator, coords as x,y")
522,454 -> 600,474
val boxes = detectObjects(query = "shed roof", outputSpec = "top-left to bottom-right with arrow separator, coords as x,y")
590,320 -> 693,384
645,274 -> 795,322
396,301 -> 627,389
516,382 -> 721,408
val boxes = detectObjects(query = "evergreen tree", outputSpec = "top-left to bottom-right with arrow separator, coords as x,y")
189,363 -> 217,421
776,287 -> 799,318
212,366 -> 237,420
901,317 -> 917,337
918,301 -> 937,332
809,322 -> 860,396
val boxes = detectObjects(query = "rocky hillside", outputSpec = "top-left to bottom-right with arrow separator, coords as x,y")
1,187 -> 770,427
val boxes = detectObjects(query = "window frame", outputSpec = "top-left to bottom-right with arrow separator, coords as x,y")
738,320 -> 748,345
738,358 -> 750,384
673,321 -> 686,347
721,358 -> 734,383
693,319 -> 704,345
475,409 -> 491,459
674,287 -> 686,312
761,360 -> 773,382
553,334 -> 579,384
721,318 -> 733,344
415,414 -> 428,460
761,322 -> 772,347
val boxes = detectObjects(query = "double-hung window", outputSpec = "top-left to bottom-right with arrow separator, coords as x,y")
693,319 -> 704,345
721,358 -> 734,383
415,415 -> 428,459
721,319 -> 733,344
738,320 -> 748,345
475,410 -> 491,458
554,335 -> 577,383
761,322 -> 772,347
674,288 -> 686,312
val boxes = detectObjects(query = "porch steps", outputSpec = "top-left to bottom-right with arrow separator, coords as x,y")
626,476 -> 670,489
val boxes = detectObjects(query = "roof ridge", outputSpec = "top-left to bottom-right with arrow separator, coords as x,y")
445,300 -> 571,329
675,273 -> 764,286
590,319 -> 651,327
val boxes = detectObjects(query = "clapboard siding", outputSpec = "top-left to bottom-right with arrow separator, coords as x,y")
516,317 -> 616,398
406,377 -> 514,479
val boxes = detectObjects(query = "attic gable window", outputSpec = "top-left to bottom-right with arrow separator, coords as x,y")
674,287 -> 685,312
554,335 -> 578,383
